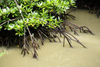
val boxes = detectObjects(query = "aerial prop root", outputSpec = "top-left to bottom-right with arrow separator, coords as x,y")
64,20 -> 94,35
21,44 -> 29,57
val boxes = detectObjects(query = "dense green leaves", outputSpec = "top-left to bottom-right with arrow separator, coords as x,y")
0,0 -> 76,36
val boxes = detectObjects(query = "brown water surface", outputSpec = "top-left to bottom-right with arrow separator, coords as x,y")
0,9 -> 100,67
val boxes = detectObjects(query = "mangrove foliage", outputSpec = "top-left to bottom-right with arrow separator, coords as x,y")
0,0 -> 94,59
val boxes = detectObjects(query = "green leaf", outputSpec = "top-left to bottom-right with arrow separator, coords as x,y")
0,26 -> 2,29
34,0 -> 39,2
0,52 -> 5,57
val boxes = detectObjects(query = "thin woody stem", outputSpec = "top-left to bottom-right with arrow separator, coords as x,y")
0,18 -> 20,26
14,0 -> 25,45
14,0 -> 37,58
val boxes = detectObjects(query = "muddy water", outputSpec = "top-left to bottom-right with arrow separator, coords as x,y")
0,9 -> 100,67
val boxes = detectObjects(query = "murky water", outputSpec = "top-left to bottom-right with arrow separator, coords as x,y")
0,9 -> 100,67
